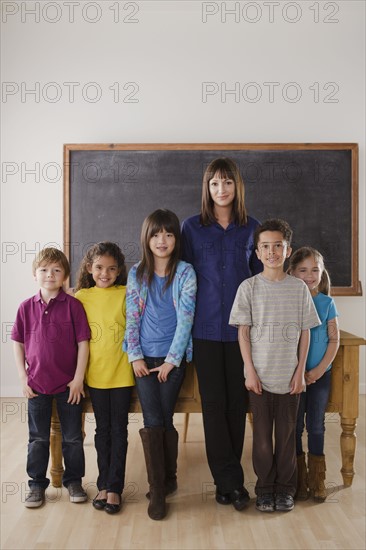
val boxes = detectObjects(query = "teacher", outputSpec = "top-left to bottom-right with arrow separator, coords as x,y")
181,157 -> 262,511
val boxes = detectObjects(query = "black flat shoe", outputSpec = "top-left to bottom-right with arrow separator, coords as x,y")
105,495 -> 122,515
93,497 -> 107,510
230,487 -> 250,511
215,489 -> 231,505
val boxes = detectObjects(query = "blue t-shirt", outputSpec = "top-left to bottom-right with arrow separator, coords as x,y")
307,292 -> 338,371
140,274 -> 177,357
181,214 -> 262,342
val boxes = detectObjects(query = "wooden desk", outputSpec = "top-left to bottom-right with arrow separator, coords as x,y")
50,330 -> 365,488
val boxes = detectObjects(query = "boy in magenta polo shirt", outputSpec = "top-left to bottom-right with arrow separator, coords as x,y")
11,248 -> 91,508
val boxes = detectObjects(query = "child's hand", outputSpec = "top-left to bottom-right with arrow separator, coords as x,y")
245,372 -> 262,395
305,366 -> 324,385
67,379 -> 85,404
132,359 -> 150,378
290,368 -> 305,394
22,382 -> 38,399
150,362 -> 175,383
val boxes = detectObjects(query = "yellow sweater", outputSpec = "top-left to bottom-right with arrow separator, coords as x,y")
75,286 -> 135,389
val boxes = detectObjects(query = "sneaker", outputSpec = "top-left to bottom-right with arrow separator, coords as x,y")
67,482 -> 87,503
25,487 -> 45,508
256,493 -> 275,512
275,493 -> 294,511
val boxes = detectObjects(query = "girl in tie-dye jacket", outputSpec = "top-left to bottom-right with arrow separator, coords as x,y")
123,209 -> 196,521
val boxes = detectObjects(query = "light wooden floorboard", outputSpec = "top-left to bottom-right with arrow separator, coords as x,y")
1,397 -> 365,550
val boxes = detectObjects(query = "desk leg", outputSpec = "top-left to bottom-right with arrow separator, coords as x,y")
340,415 -> 357,487
50,412 -> 64,488
183,413 -> 189,443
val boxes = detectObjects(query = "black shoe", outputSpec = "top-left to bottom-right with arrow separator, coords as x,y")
230,487 -> 250,511
105,495 -> 122,515
215,489 -> 231,505
93,497 -> 107,510
275,493 -> 294,512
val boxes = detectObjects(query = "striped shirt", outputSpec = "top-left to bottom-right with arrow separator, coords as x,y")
229,274 -> 320,394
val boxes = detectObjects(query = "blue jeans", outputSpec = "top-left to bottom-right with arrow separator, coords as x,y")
88,386 -> 132,494
296,370 -> 332,456
135,357 -> 186,429
27,389 -> 85,489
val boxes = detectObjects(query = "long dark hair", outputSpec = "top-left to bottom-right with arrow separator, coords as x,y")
200,157 -> 247,226
75,241 -> 127,291
136,209 -> 180,288
288,246 -> 331,295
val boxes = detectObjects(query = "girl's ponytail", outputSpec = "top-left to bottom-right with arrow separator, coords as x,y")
318,268 -> 331,296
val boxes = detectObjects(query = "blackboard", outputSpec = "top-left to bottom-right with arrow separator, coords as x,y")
64,144 -> 360,296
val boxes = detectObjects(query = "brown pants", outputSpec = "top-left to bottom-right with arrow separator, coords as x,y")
249,390 -> 300,497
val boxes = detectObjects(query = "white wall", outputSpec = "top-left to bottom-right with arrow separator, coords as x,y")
1,0 -> 365,396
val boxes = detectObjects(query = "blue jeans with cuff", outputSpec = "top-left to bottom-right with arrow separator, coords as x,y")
27,389 -> 85,489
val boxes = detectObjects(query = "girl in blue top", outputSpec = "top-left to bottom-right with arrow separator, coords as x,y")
124,209 -> 197,520
289,247 -> 340,502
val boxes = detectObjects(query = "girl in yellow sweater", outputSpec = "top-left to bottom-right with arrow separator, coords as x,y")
75,242 -> 134,514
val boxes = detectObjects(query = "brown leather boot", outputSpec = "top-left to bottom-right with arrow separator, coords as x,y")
146,428 -> 178,499
139,427 -> 166,520
163,428 -> 178,495
295,452 -> 309,500
308,453 -> 327,502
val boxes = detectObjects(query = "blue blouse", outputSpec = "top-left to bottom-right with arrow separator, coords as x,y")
181,214 -> 262,342
140,274 -> 177,357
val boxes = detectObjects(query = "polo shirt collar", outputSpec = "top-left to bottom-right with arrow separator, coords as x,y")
33,288 -> 66,303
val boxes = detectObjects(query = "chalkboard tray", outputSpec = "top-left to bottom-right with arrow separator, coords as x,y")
64,143 -> 360,296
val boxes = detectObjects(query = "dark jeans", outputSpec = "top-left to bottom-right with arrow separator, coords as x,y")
249,390 -> 300,497
88,386 -> 132,494
296,370 -> 331,456
135,357 -> 186,430
27,389 -> 84,489
193,339 -> 248,494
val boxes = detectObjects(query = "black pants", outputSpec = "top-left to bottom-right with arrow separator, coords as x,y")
193,339 -> 248,493
88,386 -> 132,494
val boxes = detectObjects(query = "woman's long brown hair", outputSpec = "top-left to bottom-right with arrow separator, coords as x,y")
200,157 -> 247,226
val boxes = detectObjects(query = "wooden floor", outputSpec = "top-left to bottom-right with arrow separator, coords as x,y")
1,397 -> 365,550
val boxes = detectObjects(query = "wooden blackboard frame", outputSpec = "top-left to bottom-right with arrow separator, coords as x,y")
63,143 -> 360,296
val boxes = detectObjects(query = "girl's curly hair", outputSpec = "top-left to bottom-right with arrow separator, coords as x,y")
75,241 -> 126,291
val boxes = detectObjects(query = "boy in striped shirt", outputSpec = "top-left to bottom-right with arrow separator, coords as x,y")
229,219 -> 320,512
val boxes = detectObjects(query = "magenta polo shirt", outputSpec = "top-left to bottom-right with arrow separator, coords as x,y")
11,289 -> 91,395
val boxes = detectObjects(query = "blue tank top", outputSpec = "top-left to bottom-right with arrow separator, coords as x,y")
140,274 -> 177,357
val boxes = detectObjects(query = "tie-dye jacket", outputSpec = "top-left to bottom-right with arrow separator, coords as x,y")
123,260 -> 197,366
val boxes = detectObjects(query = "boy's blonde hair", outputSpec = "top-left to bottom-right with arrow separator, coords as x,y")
32,248 -> 70,278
